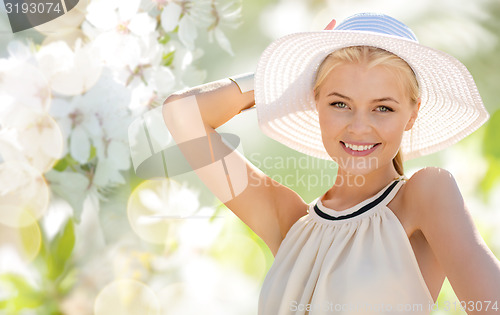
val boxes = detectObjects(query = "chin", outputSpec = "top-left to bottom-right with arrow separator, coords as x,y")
330,165 -> 376,187
330,157 -> 399,187
339,166 -> 377,177
329,151 -> 379,170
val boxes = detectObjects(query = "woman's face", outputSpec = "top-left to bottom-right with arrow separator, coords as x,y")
315,63 -> 419,175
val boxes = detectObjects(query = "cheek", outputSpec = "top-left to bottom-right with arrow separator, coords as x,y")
375,116 -> 407,146
318,109 -> 342,133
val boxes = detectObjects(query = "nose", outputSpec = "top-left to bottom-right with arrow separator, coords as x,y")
346,112 -> 372,135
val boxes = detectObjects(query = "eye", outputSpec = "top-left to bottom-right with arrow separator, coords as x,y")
330,102 -> 349,109
375,105 -> 394,112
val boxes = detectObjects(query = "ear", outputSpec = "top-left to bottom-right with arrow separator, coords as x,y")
405,98 -> 421,131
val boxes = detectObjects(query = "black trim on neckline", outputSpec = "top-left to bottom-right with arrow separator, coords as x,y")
314,180 -> 400,221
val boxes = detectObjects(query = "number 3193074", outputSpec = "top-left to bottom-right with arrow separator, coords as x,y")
5,2 -> 62,14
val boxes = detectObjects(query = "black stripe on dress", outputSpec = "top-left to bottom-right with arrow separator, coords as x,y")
314,180 -> 400,221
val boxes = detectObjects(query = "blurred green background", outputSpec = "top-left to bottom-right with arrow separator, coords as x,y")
0,0 -> 499,314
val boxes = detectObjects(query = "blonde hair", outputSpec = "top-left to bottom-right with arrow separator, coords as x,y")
313,46 -> 419,176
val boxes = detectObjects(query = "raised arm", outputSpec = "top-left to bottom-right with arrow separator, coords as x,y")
162,75 -> 307,255
164,74 -> 256,129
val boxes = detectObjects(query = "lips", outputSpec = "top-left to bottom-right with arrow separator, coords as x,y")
340,141 -> 380,156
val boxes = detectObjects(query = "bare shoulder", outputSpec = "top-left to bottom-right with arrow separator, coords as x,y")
406,166 -> 455,188
404,167 -> 460,207
401,167 -> 463,229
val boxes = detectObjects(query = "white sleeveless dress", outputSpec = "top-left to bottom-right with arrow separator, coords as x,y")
258,178 -> 434,314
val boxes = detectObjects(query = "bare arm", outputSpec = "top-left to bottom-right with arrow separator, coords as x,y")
165,76 -> 255,128
412,167 -> 500,314
162,76 -> 307,255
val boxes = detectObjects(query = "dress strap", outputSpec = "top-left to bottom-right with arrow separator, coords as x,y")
378,176 -> 406,207
311,177 -> 406,221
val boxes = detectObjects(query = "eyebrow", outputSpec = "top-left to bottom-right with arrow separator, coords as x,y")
327,92 -> 352,101
373,97 -> 400,104
327,92 -> 400,104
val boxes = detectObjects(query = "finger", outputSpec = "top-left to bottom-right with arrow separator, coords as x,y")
324,19 -> 336,30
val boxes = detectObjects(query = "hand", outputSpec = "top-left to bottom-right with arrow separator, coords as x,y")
324,19 -> 336,30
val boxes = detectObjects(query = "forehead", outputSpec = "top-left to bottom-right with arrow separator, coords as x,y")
321,63 -> 407,100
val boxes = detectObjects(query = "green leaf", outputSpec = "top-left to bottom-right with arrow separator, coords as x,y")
0,273 -> 35,296
54,219 -> 75,264
158,34 -> 170,44
58,268 -> 78,295
161,51 -> 175,67
480,157 -> 500,195
0,273 -> 44,310
480,109 -> 500,194
88,145 -> 97,162
52,153 -> 80,172
11,292 -> 44,309
47,219 -> 75,280
53,158 -> 68,172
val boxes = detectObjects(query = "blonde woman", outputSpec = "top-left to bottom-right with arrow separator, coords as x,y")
163,13 -> 500,314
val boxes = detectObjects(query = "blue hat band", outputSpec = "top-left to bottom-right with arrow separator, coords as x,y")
335,13 -> 418,42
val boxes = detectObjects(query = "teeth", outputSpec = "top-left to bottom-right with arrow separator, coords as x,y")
344,142 -> 376,151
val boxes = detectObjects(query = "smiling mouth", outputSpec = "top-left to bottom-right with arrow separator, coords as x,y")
341,141 -> 381,152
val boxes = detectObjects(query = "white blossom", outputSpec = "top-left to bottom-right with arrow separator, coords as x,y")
178,14 -> 198,50
160,1 -> 183,32
214,26 -> 234,56
6,40 -> 34,63
86,0 -> 157,70
93,141 -> 131,186
0,58 -> 51,115
50,96 -> 100,163
0,161 -> 50,227
36,39 -> 103,96
50,70 -> 133,188
0,107 -> 64,173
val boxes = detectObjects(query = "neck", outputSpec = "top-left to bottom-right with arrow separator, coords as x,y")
324,164 -> 401,207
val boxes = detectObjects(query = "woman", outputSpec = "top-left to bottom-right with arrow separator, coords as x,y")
162,13 -> 500,314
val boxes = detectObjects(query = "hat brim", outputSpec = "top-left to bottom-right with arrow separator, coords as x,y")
255,30 -> 489,160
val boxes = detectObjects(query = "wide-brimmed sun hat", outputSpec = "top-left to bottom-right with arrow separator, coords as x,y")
254,13 -> 489,160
